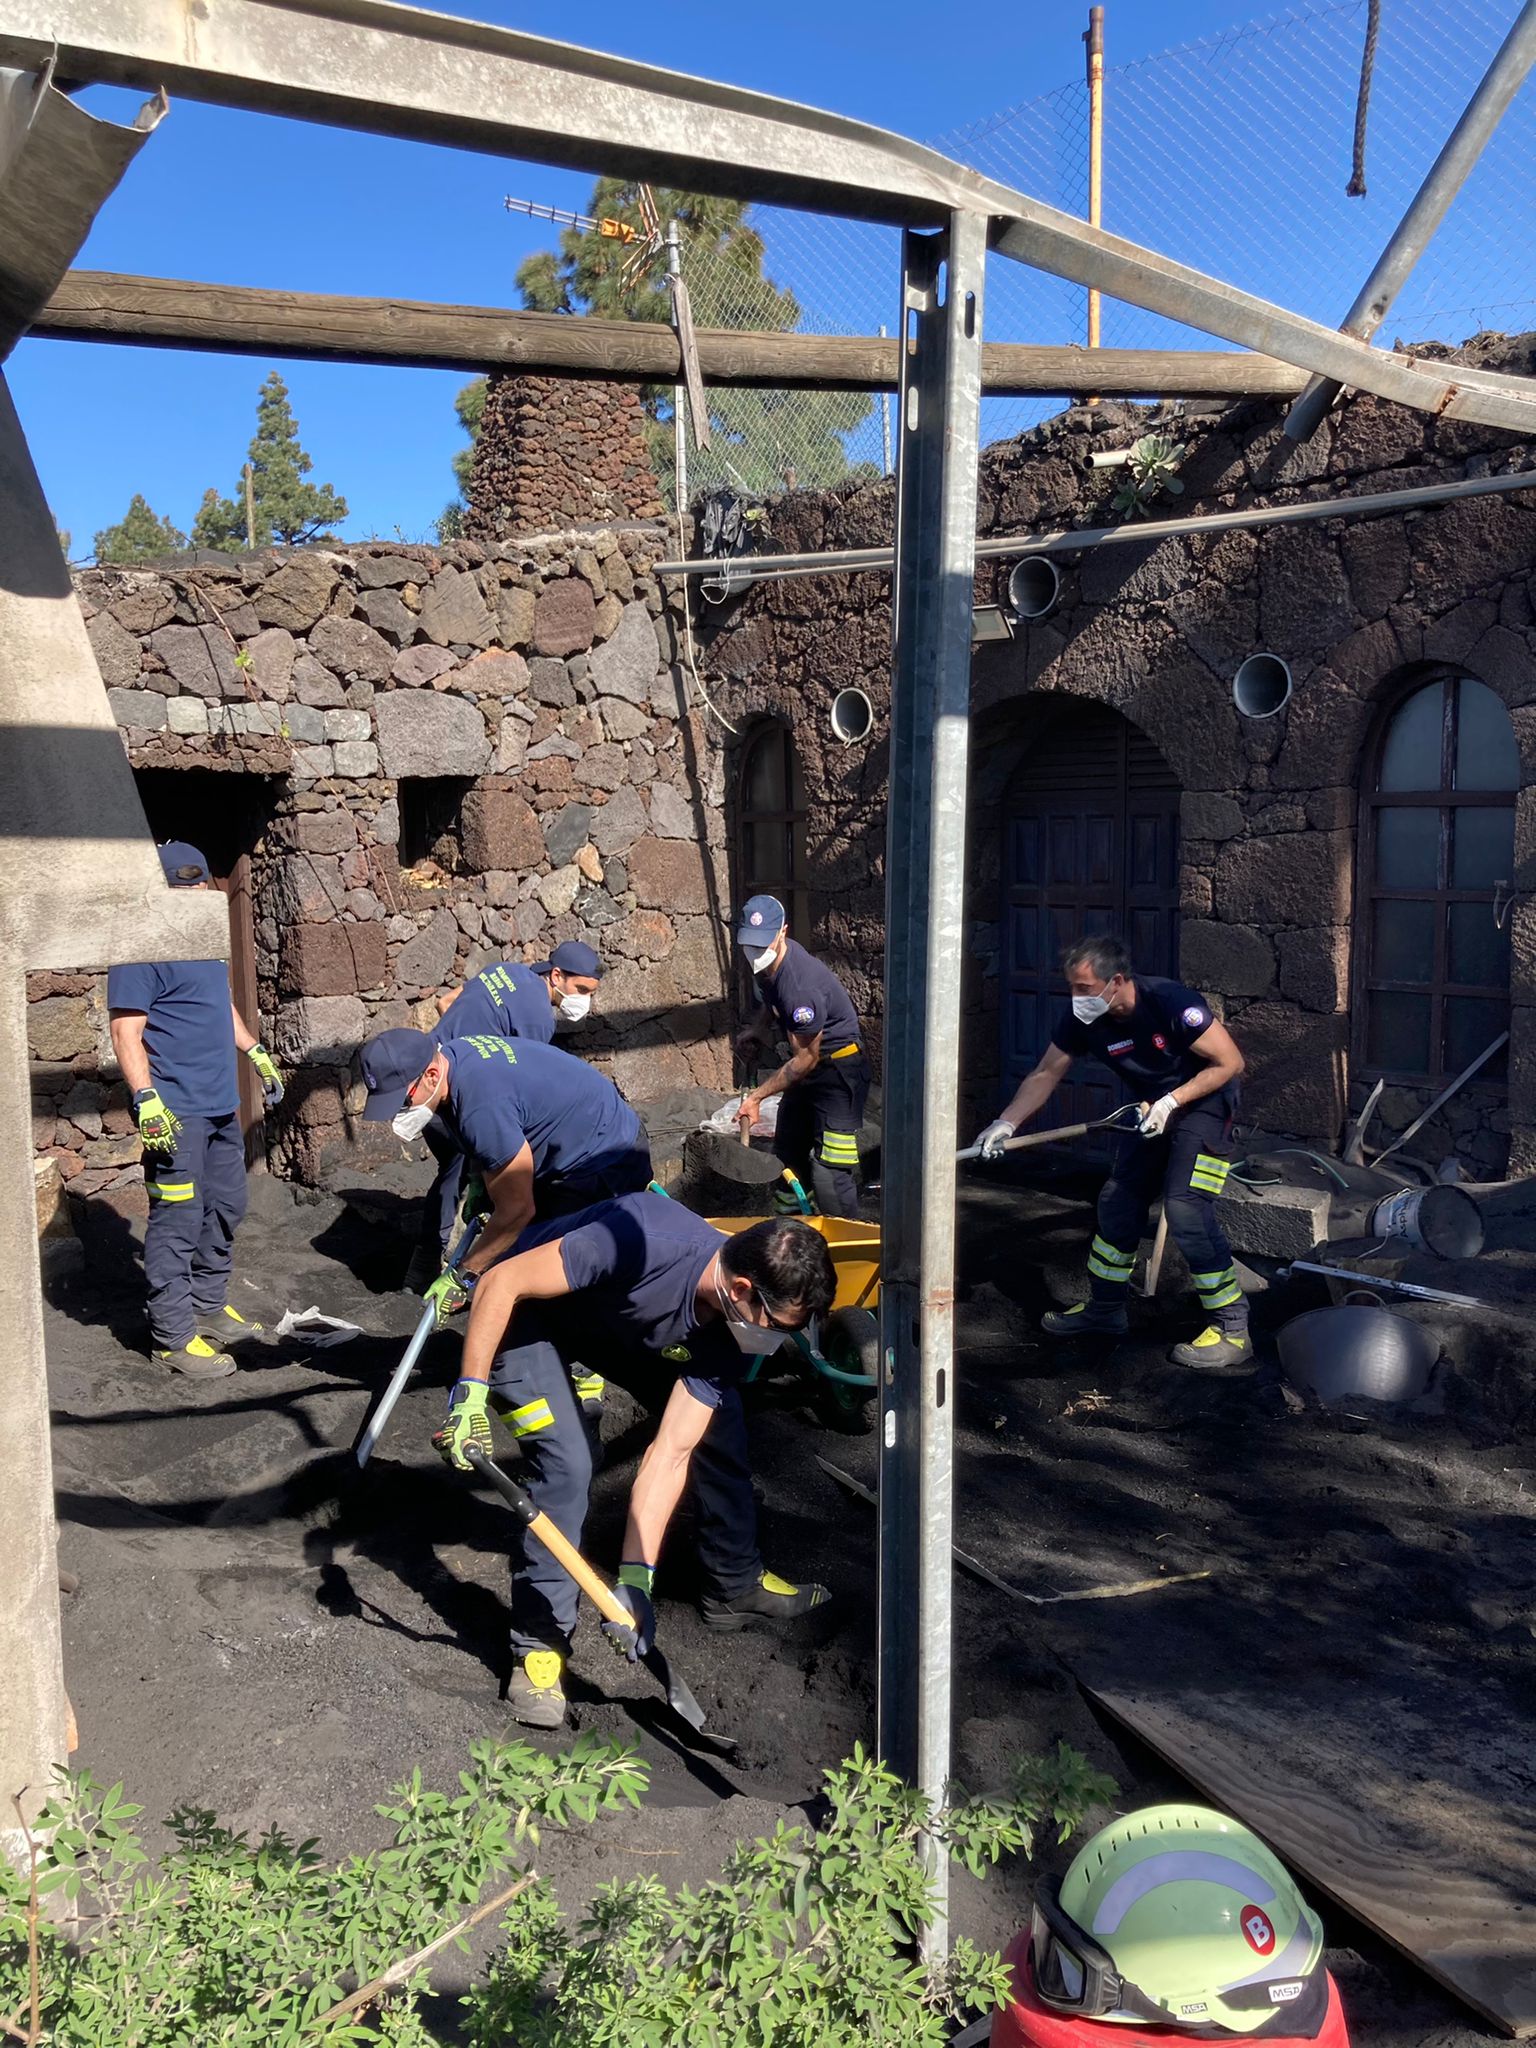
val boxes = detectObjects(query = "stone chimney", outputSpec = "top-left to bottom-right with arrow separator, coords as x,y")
465,372 -> 667,539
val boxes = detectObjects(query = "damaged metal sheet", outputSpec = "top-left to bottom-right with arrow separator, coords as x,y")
0,58 -> 164,359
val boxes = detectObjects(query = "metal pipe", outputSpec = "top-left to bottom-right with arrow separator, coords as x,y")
1285,0 -> 1536,443
666,222 -> 687,519
652,463 -> 1536,583
878,322 -> 893,475
1084,6 -> 1105,374
878,211 -> 986,1962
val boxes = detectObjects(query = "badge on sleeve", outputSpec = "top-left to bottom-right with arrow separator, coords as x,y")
1183,1006 -> 1208,1029
792,1005 -> 815,1025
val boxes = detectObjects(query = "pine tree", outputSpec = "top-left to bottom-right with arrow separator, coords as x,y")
194,372 -> 349,552
93,495 -> 187,565
448,181 -> 872,509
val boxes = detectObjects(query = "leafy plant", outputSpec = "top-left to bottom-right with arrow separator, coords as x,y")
1111,434 -> 1187,520
1,1735 -> 645,2043
0,1738 -> 1113,2046
466,1741 -> 1116,2047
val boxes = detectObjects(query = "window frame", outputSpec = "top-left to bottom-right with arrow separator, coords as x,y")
1354,668 -> 1515,1088
734,718 -> 811,938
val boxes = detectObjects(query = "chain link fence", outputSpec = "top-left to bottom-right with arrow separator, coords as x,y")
670,0 -> 1536,503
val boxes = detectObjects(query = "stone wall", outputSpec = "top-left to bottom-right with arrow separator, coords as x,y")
465,374 -> 667,541
33,526 -> 732,1217
694,336 -> 1536,1179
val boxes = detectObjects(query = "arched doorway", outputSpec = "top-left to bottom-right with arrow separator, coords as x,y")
1000,699 -> 1181,1129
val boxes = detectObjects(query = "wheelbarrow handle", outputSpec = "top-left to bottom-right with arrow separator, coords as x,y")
464,1445 -> 634,1632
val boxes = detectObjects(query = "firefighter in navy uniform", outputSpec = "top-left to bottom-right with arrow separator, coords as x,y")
405,941 -> 606,1290
734,895 -> 869,1219
432,1194 -> 837,1726
973,934 -> 1251,1368
107,842 -> 284,1379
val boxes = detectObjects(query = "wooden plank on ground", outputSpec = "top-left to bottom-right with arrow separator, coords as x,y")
1085,1682 -> 1536,2038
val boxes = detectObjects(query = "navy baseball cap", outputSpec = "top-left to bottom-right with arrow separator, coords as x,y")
735,894 -> 787,948
159,841 -> 211,887
540,940 -> 603,979
358,1027 -> 437,1122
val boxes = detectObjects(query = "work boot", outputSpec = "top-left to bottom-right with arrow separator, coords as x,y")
1040,1300 -> 1128,1338
507,1650 -> 566,1729
403,1246 -> 440,1295
199,1304 -> 265,1343
701,1570 -> 831,1632
1170,1323 -> 1254,1370
154,1336 -> 237,1380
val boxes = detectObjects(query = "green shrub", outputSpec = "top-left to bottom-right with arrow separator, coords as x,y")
1,1737 -> 1113,2045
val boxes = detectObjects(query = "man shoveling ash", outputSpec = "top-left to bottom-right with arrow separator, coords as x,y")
972,935 -> 1251,1368
433,1193 -> 836,1727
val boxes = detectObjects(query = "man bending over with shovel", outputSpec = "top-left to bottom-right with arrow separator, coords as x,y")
432,1193 -> 837,1728
972,934 -> 1251,1368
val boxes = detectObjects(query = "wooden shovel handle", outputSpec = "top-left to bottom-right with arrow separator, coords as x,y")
526,1510 -> 635,1631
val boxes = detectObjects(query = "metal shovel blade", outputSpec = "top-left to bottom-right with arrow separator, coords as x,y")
696,1128 -> 790,1185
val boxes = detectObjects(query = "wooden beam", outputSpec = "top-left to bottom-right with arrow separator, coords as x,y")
30,271 -> 1310,399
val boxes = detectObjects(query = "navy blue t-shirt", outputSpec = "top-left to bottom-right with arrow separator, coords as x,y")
1051,975 -> 1236,1108
756,940 -> 861,1055
106,959 -> 238,1117
520,1192 -> 741,1407
442,1034 -> 644,1187
443,961 -> 555,1045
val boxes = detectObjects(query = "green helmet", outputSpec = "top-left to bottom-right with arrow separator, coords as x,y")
1032,1804 -> 1325,2036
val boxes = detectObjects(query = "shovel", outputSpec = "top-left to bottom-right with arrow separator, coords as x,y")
464,1444 -> 739,1758
955,1103 -> 1143,1162
354,1214 -> 483,1469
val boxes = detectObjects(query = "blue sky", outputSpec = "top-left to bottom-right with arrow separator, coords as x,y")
8,0 -> 1527,555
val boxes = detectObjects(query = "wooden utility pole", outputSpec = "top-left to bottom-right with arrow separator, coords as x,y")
1085,5 -> 1105,403
243,461 -> 255,548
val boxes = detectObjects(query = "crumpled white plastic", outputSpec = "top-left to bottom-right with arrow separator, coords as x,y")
700,1093 -> 780,1137
273,1306 -> 363,1347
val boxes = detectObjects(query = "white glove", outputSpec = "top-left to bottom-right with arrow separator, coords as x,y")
976,1119 -> 1017,1162
1138,1093 -> 1181,1138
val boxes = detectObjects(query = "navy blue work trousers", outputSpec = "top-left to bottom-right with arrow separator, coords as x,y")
487,1308 -> 761,1656
774,1054 -> 869,1219
143,1113 -> 248,1347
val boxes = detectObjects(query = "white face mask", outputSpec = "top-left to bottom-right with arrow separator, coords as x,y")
557,991 -> 592,1023
392,1103 -> 434,1142
1071,992 -> 1111,1024
716,1273 -> 793,1356
748,943 -> 777,976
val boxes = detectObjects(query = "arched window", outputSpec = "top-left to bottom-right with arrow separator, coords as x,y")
1358,671 -> 1517,1084
736,721 -> 809,935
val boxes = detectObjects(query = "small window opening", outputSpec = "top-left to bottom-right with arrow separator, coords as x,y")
398,777 -> 473,873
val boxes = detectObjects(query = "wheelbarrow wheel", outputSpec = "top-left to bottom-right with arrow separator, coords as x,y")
814,1307 -> 880,1436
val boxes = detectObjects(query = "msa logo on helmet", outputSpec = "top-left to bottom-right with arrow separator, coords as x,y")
1241,1906 -> 1277,1955
1178,2002 -> 1210,2018
792,1006 -> 815,1025
1268,1983 -> 1305,2005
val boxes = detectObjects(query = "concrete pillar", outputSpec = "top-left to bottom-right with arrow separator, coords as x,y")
0,964 -> 67,1859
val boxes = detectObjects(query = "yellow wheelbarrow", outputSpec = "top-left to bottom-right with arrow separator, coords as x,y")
710,1173 -> 881,1435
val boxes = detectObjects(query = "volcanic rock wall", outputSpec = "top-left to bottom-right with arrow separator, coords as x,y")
693,341 -> 1536,1178
33,527 -> 731,1215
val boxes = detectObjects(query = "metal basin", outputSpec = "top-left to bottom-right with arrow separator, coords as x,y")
1277,1304 -> 1439,1407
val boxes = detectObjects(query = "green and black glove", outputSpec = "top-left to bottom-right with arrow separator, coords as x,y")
132,1088 -> 181,1153
432,1379 -> 493,1471
424,1269 -> 472,1328
602,1563 -> 657,1662
246,1043 -> 285,1109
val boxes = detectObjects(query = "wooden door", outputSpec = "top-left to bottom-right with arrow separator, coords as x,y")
1001,702 -> 1180,1130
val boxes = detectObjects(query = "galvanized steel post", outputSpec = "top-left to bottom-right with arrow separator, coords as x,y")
1285,0 -> 1536,442
877,209 -> 986,1960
